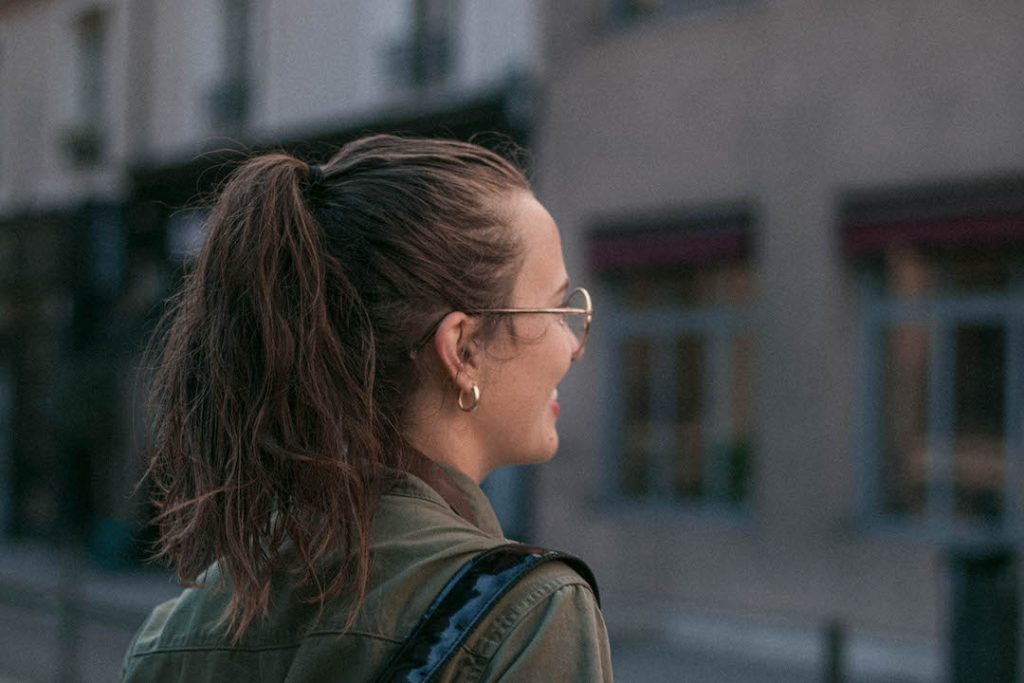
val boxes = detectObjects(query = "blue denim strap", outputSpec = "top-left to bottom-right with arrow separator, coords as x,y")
373,543 -> 600,683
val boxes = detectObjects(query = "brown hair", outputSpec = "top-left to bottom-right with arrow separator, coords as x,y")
145,135 -> 530,638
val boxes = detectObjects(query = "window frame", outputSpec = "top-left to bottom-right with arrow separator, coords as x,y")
853,264 -> 1024,541
597,279 -> 755,515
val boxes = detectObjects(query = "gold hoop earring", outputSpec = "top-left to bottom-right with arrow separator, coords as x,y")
458,384 -> 480,412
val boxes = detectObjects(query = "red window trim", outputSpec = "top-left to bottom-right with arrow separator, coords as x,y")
588,210 -> 751,273
843,214 -> 1024,255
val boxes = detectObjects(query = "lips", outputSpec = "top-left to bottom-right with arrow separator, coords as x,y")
549,388 -> 560,417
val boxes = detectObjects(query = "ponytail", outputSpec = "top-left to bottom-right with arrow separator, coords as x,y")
148,155 -> 383,639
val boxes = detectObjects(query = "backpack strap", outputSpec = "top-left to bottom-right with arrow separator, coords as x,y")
373,543 -> 600,683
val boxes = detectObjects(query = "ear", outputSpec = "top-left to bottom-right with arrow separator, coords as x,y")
432,311 -> 483,391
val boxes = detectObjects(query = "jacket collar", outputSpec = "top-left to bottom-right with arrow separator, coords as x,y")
401,450 -> 504,538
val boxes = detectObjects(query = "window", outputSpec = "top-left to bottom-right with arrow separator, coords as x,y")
387,0 -> 457,88
77,9 -> 106,131
62,9 -> 108,166
594,212 -> 754,508
208,0 -> 252,130
848,183 -> 1024,534
609,0 -> 746,24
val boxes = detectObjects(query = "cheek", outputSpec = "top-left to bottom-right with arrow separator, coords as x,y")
490,364 -> 547,421
488,327 -> 573,410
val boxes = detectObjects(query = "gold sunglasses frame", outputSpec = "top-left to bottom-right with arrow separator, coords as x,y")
411,287 -> 593,360
467,287 -> 593,361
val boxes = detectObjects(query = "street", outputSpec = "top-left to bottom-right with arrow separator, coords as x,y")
0,600 -> 129,682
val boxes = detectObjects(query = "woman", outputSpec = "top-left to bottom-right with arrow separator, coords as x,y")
122,135 -> 611,681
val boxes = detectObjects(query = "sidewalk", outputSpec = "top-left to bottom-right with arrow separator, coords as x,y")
0,540 -> 179,683
0,539 -> 180,626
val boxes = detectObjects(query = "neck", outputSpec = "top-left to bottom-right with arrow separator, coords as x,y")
404,398 -> 491,484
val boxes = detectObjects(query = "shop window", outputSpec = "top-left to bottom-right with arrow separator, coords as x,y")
592,211 -> 754,508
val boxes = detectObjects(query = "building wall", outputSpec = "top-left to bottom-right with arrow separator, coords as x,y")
136,0 -> 540,160
143,0 -> 223,158
534,0 -> 1024,674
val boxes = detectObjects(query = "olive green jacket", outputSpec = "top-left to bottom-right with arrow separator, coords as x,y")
122,466 -> 612,681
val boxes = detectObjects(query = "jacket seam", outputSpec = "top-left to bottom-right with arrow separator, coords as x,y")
383,489 -> 451,508
128,629 -> 403,658
301,629 -> 403,645
127,643 -> 302,657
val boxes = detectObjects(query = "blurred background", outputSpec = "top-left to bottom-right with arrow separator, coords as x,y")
1,0 -> 1023,681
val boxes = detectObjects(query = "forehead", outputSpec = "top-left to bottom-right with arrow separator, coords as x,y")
506,193 -> 566,301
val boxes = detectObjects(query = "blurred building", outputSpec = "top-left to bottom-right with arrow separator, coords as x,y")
533,0 -> 1024,679
5,0 -> 1024,680
0,0 -> 540,553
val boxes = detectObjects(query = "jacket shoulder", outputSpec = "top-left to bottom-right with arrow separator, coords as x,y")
444,560 -> 609,681
467,558 -> 601,657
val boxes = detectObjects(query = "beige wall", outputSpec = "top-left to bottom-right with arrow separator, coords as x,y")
534,0 -> 1024,676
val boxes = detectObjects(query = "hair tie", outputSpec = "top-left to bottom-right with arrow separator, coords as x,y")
307,163 -> 325,186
